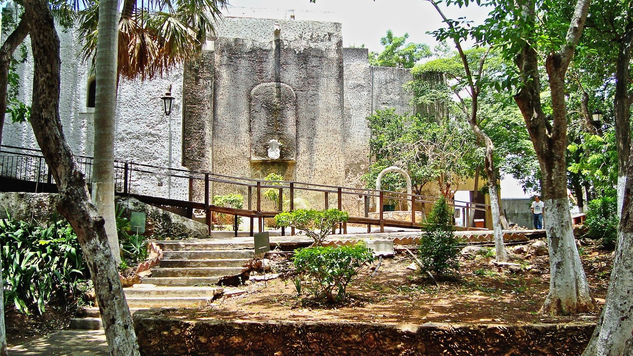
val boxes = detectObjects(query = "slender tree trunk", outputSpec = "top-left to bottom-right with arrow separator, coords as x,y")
22,0 -> 138,353
92,0 -> 121,263
0,255 -> 6,356
514,0 -> 594,315
614,31 -> 633,218
0,17 -> 30,146
424,0 -> 508,259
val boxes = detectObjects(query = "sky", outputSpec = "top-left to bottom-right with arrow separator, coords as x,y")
224,0 -> 492,52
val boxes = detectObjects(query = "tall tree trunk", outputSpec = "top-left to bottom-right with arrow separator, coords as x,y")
22,0 -> 138,353
0,255 -> 6,356
614,30 -> 633,218
92,0 -> 121,263
583,123 -> 633,355
514,0 -> 594,315
0,17 -> 30,146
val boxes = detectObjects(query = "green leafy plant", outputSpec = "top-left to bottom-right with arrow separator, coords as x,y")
263,173 -> 284,207
115,205 -> 149,265
293,243 -> 375,303
275,209 -> 349,246
418,197 -> 460,277
584,194 -> 618,250
212,193 -> 244,226
0,215 -> 88,315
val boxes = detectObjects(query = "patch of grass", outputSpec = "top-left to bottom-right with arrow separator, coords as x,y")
396,284 -> 427,294
474,268 -> 497,277
505,278 -> 528,294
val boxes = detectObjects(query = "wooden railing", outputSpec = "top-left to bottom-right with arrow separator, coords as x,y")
0,145 -> 491,236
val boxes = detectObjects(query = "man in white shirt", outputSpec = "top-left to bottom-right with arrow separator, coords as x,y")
531,195 -> 544,229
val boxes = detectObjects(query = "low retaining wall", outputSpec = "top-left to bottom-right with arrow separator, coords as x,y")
133,309 -> 594,355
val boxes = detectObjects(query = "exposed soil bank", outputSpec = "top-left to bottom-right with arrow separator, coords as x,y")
134,309 -> 594,355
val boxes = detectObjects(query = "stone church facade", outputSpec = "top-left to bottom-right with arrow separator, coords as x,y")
2,16 -> 412,202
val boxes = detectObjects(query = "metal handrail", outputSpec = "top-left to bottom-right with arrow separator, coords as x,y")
0,145 -> 491,234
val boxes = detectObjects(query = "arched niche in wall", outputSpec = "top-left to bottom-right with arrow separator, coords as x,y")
249,82 -> 297,162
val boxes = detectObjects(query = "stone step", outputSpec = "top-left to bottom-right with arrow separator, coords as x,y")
162,250 -> 255,260
69,317 -> 102,330
126,297 -> 214,309
156,240 -> 255,251
160,259 -> 250,268
141,276 -> 222,286
124,285 -> 223,298
151,267 -> 245,278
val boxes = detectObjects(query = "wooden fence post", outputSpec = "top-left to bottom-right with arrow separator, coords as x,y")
205,173 -> 210,235
290,182 -> 295,236
257,181 -> 263,232
248,185 -> 253,236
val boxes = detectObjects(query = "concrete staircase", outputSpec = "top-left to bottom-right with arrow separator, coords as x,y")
70,238 -> 255,330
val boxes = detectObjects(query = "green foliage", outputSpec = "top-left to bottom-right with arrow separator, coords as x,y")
369,30 -> 431,68
213,194 -> 244,209
364,108 -> 478,195
6,50 -> 31,123
419,197 -> 460,277
409,47 -> 538,193
275,209 -> 349,246
115,206 -> 148,265
263,173 -> 284,205
584,194 -> 618,250
567,130 -> 618,197
425,196 -> 454,232
293,243 -> 375,303
0,215 -> 88,315
213,194 -> 244,226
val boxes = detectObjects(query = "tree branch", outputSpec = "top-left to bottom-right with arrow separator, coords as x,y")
0,16 -> 30,146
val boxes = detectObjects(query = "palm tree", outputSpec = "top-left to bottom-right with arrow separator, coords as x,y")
92,0 -> 121,262
78,0 -> 226,260
80,0 -> 226,80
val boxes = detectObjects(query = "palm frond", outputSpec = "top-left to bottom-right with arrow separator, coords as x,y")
79,0 -> 226,80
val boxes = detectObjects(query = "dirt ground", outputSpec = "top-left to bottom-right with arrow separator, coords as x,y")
208,239 -> 612,325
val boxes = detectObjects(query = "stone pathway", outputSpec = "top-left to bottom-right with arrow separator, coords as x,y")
8,330 -> 107,355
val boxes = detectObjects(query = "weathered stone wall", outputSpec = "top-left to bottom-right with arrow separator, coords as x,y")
1,24 -> 189,201
371,66 -> 413,114
134,310 -> 594,355
2,17 -> 415,210
209,17 -> 345,202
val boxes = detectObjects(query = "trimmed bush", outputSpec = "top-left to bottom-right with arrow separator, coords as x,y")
213,194 -> 244,226
275,209 -> 349,246
293,243 -> 375,303
0,215 -> 88,315
419,197 -> 459,277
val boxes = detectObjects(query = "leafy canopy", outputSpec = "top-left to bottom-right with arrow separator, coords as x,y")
369,30 -> 431,68
275,209 -> 348,246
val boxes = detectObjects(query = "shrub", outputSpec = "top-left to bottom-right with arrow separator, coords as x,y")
263,173 -> 284,207
116,206 -> 148,265
419,197 -> 459,277
213,193 -> 244,226
275,209 -> 349,246
0,215 -> 88,315
584,195 -> 618,249
293,243 -> 375,303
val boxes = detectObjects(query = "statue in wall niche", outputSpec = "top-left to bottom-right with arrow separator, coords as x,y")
267,139 -> 282,160
249,82 -> 297,161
